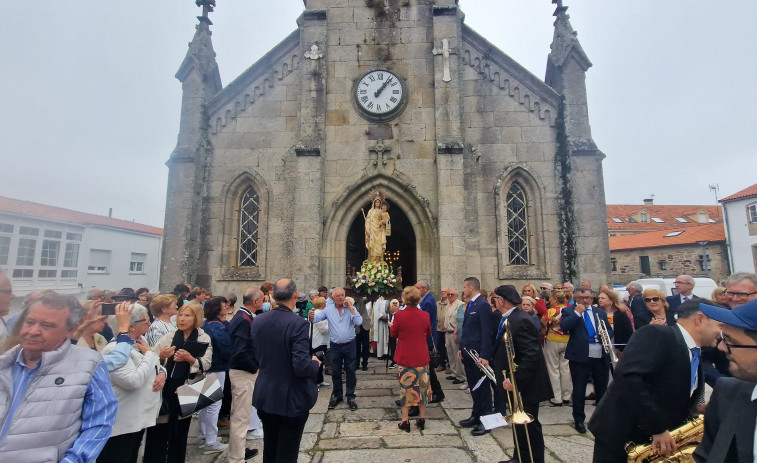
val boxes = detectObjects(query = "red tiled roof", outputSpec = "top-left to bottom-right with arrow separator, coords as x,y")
720,183 -> 757,202
609,223 -> 725,251
606,204 -> 722,231
0,196 -> 163,236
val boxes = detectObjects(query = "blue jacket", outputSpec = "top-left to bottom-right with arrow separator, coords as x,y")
419,291 -> 438,348
228,308 -> 258,374
251,306 -> 319,417
202,318 -> 231,372
560,304 -> 613,364
459,296 -> 494,361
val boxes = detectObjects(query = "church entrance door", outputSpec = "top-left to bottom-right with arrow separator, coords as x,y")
346,202 -> 416,289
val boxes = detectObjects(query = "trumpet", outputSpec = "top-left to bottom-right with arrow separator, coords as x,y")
463,348 -> 496,382
598,319 -> 619,367
503,319 -> 535,463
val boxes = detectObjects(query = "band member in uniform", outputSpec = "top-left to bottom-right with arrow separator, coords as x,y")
588,300 -> 721,462
694,298 -> 757,462
491,285 -> 553,463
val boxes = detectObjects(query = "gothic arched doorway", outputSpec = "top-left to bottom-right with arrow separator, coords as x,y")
346,202 -> 416,288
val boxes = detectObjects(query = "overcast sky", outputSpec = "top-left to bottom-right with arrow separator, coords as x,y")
1,1 -> 754,228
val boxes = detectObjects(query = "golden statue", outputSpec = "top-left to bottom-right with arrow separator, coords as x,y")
362,188 -> 390,262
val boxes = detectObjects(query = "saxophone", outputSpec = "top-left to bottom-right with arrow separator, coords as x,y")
625,415 -> 704,463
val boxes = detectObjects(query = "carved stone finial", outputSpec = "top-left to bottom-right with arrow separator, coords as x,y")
196,0 -> 216,25
304,44 -> 324,60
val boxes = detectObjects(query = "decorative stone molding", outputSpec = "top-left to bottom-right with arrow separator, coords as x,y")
432,38 -> 454,82
461,26 -> 560,127
304,44 -> 324,60
207,31 -> 301,134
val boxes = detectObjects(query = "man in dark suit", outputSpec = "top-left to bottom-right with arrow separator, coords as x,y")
560,287 -> 613,433
694,299 -> 757,462
626,281 -> 647,318
458,276 -> 495,436
491,285 -> 553,463
251,278 -> 321,463
589,300 -> 721,462
667,274 -> 699,310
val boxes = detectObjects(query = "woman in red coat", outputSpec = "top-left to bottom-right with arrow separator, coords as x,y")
389,285 -> 432,432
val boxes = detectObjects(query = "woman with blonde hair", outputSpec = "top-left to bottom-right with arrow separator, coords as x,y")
597,288 -> 633,354
542,289 -> 572,406
390,286 -> 432,432
521,283 -> 538,300
145,301 -> 213,463
711,287 -> 729,305
635,288 -> 676,329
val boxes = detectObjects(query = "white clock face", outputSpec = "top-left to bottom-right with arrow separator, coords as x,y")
354,70 -> 405,120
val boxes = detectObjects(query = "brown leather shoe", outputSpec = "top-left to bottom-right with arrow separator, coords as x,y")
217,420 -> 230,428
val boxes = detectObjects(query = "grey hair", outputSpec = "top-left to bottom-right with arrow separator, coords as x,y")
627,281 -> 643,293
308,290 -> 318,298
521,296 -> 536,306
243,287 -> 261,306
540,282 -> 553,291
417,279 -> 431,290
679,275 -> 695,287
29,294 -> 84,331
107,303 -> 149,333
726,272 -> 757,288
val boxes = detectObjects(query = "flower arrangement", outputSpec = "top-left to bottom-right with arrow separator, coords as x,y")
353,260 -> 401,296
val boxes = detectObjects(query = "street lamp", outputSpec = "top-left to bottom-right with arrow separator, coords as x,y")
696,240 -> 710,276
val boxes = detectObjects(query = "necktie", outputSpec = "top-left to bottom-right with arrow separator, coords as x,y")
497,316 -> 507,340
583,309 -> 597,343
683,296 -> 690,302
690,347 -> 700,391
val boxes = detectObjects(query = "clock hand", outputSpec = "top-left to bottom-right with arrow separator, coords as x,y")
374,77 -> 393,98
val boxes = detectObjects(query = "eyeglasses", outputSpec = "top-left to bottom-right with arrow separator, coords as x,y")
575,295 -> 593,300
643,297 -> 661,303
718,332 -> 757,354
724,290 -> 757,299
674,281 -> 692,285
135,318 -> 150,324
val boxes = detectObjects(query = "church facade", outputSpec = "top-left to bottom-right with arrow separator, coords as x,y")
160,0 -> 610,294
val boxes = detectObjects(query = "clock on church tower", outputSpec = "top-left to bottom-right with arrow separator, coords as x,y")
353,69 -> 408,123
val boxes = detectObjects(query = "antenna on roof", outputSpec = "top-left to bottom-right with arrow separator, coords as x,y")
709,184 -> 720,204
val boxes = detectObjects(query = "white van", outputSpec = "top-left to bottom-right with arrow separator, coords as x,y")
614,277 -> 719,304
636,277 -> 719,300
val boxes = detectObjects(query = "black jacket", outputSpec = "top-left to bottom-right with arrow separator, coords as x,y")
491,307 -> 553,405
588,324 -> 704,456
694,377 -> 757,463
228,307 -> 258,373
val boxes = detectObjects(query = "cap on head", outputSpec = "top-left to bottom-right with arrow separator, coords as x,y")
494,285 -> 522,306
701,299 -> 757,330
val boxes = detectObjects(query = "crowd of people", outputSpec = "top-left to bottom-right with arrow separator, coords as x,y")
2,268 -> 757,462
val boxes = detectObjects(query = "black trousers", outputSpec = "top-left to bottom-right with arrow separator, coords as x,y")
355,327 -> 370,368
428,352 -> 443,397
436,330 -> 449,367
570,357 -> 609,424
98,429 -> 144,463
143,417 -> 191,463
510,401 -> 545,463
462,353 -> 493,418
388,336 -> 397,362
330,339 -> 357,399
313,344 -> 328,384
592,439 -> 628,463
257,410 -> 309,463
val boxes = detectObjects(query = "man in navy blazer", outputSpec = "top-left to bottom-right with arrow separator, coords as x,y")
626,281 -> 647,318
251,279 -> 321,463
458,277 -> 495,436
666,275 -> 699,310
560,287 -> 613,433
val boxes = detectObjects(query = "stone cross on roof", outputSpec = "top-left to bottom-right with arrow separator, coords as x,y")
196,0 -> 216,25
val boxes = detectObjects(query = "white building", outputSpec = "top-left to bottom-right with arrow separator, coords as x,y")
720,183 -> 757,273
0,196 -> 163,297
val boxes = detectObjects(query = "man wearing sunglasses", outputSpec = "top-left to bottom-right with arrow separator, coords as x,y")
589,299 -> 720,462
694,298 -> 757,462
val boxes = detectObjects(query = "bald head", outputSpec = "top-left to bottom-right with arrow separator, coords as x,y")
273,278 -> 298,308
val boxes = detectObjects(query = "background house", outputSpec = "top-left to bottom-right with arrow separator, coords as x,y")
0,196 -> 163,297
720,183 -> 757,273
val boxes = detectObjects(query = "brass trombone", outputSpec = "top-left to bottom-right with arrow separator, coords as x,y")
502,319 -> 535,463
598,319 -> 619,368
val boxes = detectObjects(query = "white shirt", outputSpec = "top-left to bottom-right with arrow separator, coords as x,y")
676,324 -> 699,395
584,306 -> 603,359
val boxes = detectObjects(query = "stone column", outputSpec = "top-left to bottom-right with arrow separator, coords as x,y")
432,5 -> 471,288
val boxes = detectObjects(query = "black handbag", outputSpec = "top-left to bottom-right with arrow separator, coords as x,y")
429,335 -> 442,369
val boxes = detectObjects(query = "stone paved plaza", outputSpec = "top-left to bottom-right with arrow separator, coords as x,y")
187,357 -> 597,462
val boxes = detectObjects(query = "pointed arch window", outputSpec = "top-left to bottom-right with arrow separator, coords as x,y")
506,183 -> 529,265
239,188 -> 260,267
